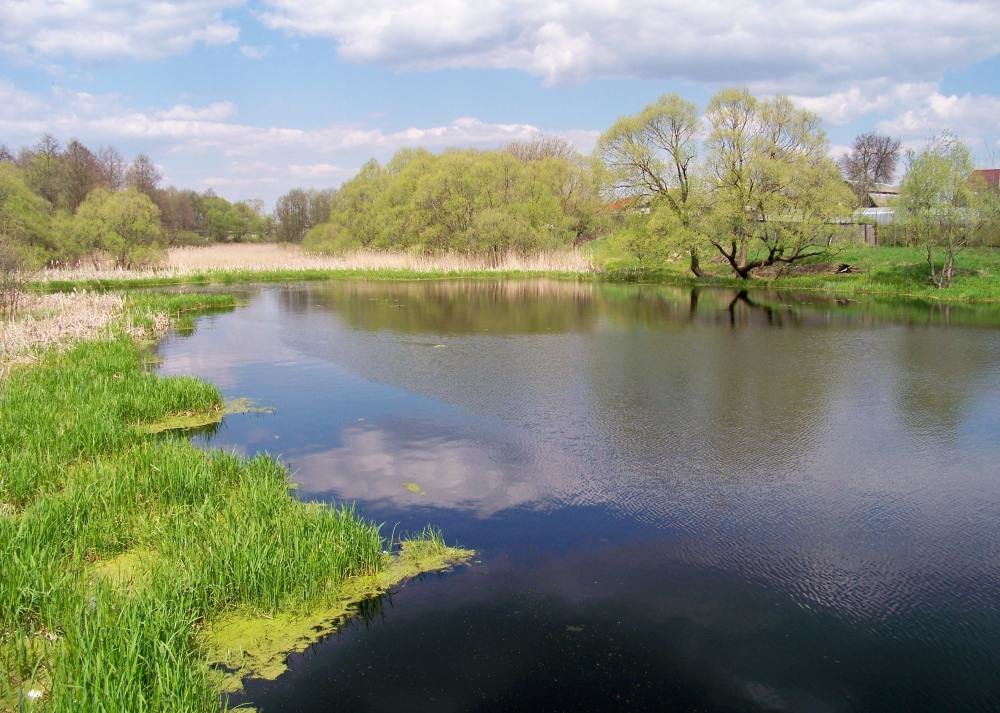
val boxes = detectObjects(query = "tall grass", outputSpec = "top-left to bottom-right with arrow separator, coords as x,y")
0,294 -> 433,710
31,243 -> 1000,306
36,243 -> 594,285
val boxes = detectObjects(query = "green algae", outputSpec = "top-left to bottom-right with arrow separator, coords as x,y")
403,481 -> 427,496
136,398 -> 273,434
89,549 -> 160,589
137,407 -> 226,434
199,542 -> 474,692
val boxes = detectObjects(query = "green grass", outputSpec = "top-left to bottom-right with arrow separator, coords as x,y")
0,293 -> 463,711
597,245 -> 1000,304
32,267 -> 590,293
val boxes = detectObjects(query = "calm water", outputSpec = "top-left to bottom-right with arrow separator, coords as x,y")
155,281 -> 1000,713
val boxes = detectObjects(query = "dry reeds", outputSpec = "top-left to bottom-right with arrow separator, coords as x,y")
0,292 -> 124,376
37,244 -> 595,283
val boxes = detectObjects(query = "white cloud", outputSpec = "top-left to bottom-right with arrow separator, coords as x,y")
257,0 -> 1000,88
790,82 -> 940,126
156,102 -> 237,121
0,82 -> 598,204
239,44 -> 269,59
876,92 -> 1000,152
0,0 -> 241,60
288,163 -> 344,177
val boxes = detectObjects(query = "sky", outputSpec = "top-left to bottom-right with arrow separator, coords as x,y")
1,0 -> 998,207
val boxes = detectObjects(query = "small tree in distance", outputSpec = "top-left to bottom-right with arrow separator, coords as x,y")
840,133 -> 901,206
898,133 -> 976,288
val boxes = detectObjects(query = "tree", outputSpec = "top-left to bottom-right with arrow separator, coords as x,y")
23,134 -> 62,206
72,188 -> 162,268
840,132 -> 901,205
703,89 -> 851,279
303,148 -> 583,257
96,145 -> 126,191
596,94 -> 704,275
897,133 -> 975,288
0,163 -> 58,265
0,145 -> 13,163
505,135 -> 576,163
274,188 -> 314,242
125,154 -> 161,198
59,139 -> 101,211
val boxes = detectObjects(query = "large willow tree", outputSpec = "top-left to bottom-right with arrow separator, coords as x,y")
703,90 -> 851,279
597,89 -> 851,279
595,94 -> 704,275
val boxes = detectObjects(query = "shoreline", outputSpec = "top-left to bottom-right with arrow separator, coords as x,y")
28,264 -> 1000,307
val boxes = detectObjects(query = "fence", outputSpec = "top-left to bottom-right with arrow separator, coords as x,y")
836,223 -> 1000,249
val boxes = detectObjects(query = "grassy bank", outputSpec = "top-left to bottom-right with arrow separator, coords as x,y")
597,245 -> 1000,304
0,293 -> 470,710
28,244 -> 1000,305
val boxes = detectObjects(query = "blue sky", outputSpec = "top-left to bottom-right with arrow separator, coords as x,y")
1,0 -> 998,206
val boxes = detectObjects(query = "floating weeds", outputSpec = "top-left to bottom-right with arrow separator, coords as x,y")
403,481 -> 427,496
136,397 -> 273,434
200,541 -> 474,692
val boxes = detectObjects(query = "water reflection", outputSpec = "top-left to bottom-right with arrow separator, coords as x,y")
155,280 -> 1000,712
290,422 -> 542,515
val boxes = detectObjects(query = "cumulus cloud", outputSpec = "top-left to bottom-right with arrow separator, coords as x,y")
239,44 -> 269,59
257,0 -> 1000,87
0,81 -> 598,203
0,0 -> 241,60
790,82 -> 940,126
155,102 -> 237,121
875,91 -> 1000,153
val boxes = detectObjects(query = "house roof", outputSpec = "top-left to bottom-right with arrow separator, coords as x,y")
869,192 -> 897,208
973,169 -> 1000,187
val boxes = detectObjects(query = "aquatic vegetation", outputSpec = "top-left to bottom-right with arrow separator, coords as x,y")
137,397 -> 272,434
403,481 -> 427,496
201,539 -> 473,691
0,294 -> 467,710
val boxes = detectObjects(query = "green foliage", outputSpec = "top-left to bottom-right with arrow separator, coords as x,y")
0,163 -> 53,267
0,297 -> 457,709
304,146 -> 602,256
202,194 -> 268,243
71,188 -> 163,268
898,133 -> 978,287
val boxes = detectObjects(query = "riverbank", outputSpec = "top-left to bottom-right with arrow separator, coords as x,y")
29,244 -> 1000,305
0,292 -> 470,710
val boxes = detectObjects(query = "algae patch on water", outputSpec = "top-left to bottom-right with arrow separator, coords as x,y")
199,541 -> 473,692
137,398 -> 273,434
403,481 -> 427,496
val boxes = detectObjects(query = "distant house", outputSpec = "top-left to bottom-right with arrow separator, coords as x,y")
864,182 -> 899,208
845,181 -> 900,226
972,169 -> 1000,189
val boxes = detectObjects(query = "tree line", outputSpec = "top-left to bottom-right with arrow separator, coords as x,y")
3,88 -> 999,288
302,142 -> 605,262
0,136 -> 329,269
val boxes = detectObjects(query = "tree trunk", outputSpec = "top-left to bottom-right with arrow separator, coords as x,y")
689,248 -> 703,278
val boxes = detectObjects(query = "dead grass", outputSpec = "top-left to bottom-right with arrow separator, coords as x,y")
0,292 -> 126,376
37,244 -> 594,283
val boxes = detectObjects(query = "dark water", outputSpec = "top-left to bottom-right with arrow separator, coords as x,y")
155,281 -> 1000,713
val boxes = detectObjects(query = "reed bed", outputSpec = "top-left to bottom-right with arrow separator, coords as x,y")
0,292 -> 123,377
37,244 -> 594,284
0,293 -> 450,711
